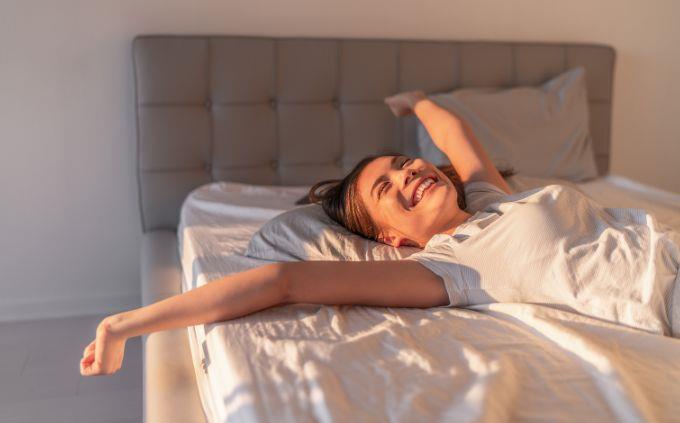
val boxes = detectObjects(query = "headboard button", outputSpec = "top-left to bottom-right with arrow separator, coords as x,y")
204,100 -> 212,109
269,98 -> 277,109
332,98 -> 340,108
204,163 -> 212,172
270,159 -> 278,169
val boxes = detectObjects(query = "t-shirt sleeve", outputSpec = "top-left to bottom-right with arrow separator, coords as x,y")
404,241 -> 469,307
464,181 -> 510,214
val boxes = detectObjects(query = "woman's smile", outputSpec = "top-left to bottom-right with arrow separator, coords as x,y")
411,177 -> 439,208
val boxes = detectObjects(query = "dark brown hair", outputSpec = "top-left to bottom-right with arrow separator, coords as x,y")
298,153 -> 514,241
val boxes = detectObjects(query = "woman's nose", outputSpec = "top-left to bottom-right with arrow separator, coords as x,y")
404,168 -> 417,187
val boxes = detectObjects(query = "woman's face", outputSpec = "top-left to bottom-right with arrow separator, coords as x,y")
357,155 -> 463,248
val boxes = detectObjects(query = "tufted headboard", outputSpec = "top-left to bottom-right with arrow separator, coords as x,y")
133,35 -> 615,232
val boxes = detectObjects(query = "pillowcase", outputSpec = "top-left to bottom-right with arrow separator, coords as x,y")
416,66 -> 599,181
245,204 -> 419,262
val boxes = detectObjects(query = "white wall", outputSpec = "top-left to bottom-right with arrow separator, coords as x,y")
1,0 -> 678,320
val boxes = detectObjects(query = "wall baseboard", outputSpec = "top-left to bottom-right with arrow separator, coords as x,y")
0,293 -> 141,322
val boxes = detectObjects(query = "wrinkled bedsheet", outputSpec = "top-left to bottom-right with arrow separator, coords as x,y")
179,175 -> 680,423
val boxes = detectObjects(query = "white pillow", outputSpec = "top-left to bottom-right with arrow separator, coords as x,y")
417,67 -> 598,181
245,204 -> 419,262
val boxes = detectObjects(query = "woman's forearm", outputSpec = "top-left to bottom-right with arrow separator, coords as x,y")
413,98 -> 510,191
413,98 -> 467,157
107,262 -> 287,340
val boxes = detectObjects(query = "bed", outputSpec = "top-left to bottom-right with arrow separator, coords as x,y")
133,35 -> 680,422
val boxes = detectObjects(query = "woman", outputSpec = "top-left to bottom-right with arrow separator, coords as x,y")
80,92 -> 680,376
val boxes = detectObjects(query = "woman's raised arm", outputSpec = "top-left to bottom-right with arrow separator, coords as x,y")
80,260 -> 448,376
385,91 -> 512,194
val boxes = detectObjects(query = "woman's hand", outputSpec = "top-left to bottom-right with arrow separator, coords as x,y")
384,90 -> 427,117
80,315 -> 128,376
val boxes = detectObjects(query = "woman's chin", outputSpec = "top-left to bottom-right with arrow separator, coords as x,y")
423,194 -> 461,216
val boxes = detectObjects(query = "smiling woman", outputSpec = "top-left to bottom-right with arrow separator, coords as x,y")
307,153 -> 515,248
81,88 -> 680,378
307,154 -> 462,248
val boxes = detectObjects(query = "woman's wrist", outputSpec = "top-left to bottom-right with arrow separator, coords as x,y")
410,91 -> 427,108
102,312 -> 130,341
412,97 -> 434,116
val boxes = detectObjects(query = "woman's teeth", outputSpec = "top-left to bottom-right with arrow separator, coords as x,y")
413,178 -> 435,206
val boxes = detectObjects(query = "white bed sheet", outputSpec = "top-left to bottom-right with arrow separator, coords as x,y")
179,175 -> 680,423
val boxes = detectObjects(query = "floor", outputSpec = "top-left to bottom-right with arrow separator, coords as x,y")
0,314 -> 143,423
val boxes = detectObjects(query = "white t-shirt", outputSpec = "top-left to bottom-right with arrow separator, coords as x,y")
405,181 -> 680,336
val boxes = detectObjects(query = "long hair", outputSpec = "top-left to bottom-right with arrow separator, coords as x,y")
298,154 -> 514,241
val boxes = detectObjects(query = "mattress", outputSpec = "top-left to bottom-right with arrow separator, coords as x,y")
178,175 -> 680,423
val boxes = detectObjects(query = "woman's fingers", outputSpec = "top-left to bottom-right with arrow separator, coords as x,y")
80,339 -> 97,375
82,340 -> 95,356
384,94 -> 416,117
81,361 -> 100,376
81,350 -> 94,364
384,101 -> 407,117
80,351 -> 96,375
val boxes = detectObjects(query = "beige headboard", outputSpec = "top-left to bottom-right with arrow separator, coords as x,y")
133,35 -> 615,232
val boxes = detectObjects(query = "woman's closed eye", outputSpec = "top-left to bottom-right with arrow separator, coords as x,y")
378,182 -> 389,198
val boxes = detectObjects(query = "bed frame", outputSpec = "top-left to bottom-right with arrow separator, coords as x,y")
133,35 -> 615,422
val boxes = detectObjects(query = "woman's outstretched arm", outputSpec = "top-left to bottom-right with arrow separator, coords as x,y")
80,260 -> 447,376
385,91 -> 512,194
